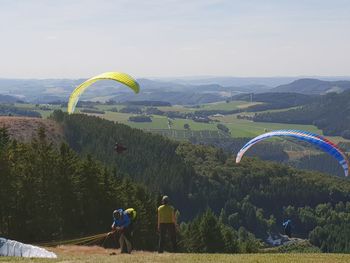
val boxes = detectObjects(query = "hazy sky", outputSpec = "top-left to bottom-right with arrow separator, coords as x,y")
0,0 -> 349,78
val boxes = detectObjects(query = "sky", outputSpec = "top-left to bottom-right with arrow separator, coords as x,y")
0,0 -> 350,78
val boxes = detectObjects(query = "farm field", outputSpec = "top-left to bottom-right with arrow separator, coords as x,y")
197,100 -> 261,110
94,104 -> 124,111
84,103 -> 325,139
127,115 -> 169,129
91,110 -> 324,140
215,114 -> 323,137
156,105 -> 196,112
144,129 -> 230,140
7,101 -> 348,143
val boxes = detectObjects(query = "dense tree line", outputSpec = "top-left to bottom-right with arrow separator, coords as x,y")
0,94 -> 19,103
193,109 -> 240,117
253,91 -> 350,138
116,106 -> 239,123
216,124 -> 230,134
128,115 -> 152,122
0,127 -> 158,250
80,108 -> 105,114
0,104 -> 41,118
189,137 -> 346,178
234,92 -> 317,112
144,107 -> 164,115
291,153 -> 345,177
189,137 -> 289,163
176,142 -> 350,212
0,123 -> 262,253
284,202 -> 350,252
50,111 -> 197,220
119,106 -> 143,114
48,111 -> 350,252
179,209 -> 260,253
125,101 -> 172,107
76,101 -> 99,108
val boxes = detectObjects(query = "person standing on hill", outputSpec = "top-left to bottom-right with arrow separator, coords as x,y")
109,209 -> 132,254
157,195 -> 177,253
283,219 -> 292,238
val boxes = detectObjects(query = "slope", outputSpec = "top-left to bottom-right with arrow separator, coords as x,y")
0,116 -> 64,143
272,79 -> 350,95
253,90 -> 350,138
2,113 -> 350,252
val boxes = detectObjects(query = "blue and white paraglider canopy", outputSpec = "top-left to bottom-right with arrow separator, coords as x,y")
236,129 -> 349,177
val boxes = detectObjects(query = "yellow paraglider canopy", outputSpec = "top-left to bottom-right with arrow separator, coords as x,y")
67,72 -> 140,114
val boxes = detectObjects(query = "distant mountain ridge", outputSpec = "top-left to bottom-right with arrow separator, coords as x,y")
0,78 -> 271,104
109,91 -> 225,105
2,77 -> 350,103
157,76 -> 350,87
272,78 -> 350,94
0,94 -> 20,103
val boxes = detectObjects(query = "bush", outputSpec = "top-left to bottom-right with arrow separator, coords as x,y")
80,108 -> 105,114
217,123 -> 230,134
128,115 -> 152,122
120,106 -> 142,114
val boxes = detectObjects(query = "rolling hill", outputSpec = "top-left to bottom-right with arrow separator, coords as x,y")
271,79 -> 350,95
0,94 -> 20,103
253,90 -> 350,138
234,92 -> 316,111
2,113 -> 350,253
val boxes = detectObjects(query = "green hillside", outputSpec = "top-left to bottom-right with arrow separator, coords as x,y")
50,112 -> 350,252
271,79 -> 350,94
1,112 -> 350,253
254,91 -> 350,139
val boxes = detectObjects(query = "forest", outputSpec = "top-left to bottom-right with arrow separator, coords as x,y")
1,111 -> 350,252
26,111 -> 349,252
254,91 -> 350,138
235,92 -> 317,112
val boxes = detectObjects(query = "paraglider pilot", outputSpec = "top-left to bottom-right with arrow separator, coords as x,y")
283,219 -> 292,238
108,209 -> 132,253
114,142 -> 127,154
157,195 -> 178,253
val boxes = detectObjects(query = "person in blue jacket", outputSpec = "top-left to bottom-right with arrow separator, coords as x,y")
109,209 -> 132,253
283,219 -> 292,238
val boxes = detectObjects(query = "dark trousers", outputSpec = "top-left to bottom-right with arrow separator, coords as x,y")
158,223 -> 177,253
285,226 -> 292,238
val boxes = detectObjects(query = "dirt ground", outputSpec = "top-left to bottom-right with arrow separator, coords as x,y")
50,245 -> 158,255
0,116 -> 64,144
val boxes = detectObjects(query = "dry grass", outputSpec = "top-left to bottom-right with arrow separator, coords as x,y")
1,245 -> 350,263
0,116 -> 64,144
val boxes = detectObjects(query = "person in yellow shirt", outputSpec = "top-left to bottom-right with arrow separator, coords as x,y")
157,195 -> 177,253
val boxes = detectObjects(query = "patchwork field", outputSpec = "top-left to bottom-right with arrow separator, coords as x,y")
5,101 -> 348,144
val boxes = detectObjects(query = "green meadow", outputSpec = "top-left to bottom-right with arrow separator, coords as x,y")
14,101 -> 344,141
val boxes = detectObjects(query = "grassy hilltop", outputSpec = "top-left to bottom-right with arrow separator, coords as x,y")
2,247 -> 350,263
